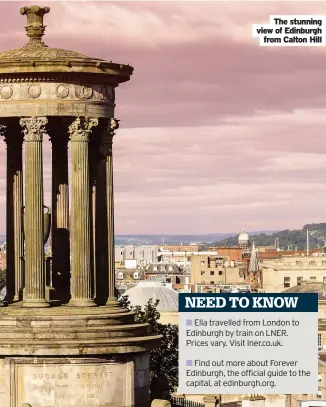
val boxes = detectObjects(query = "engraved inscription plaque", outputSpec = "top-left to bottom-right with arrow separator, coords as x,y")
16,363 -> 127,407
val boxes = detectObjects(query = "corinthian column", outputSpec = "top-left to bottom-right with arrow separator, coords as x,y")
94,124 -> 109,305
50,119 -> 70,303
68,117 -> 98,307
13,126 -> 24,303
20,116 -> 49,308
106,118 -> 120,308
0,122 -> 23,304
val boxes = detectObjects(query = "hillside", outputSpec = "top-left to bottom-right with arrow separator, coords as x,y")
210,223 -> 326,250
114,231 -> 274,245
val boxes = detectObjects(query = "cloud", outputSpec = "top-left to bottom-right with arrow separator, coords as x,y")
112,109 -> 326,233
0,2 -> 325,234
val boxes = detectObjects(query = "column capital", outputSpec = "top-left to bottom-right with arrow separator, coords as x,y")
109,118 -> 120,137
69,117 -> 99,142
20,117 -> 48,141
98,118 -> 119,158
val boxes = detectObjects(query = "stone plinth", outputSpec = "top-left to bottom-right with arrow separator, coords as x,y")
0,305 -> 160,407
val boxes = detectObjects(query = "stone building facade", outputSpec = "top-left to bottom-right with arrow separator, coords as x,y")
261,256 -> 326,292
190,254 -> 246,286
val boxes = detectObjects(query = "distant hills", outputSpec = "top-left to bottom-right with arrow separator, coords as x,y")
1,224 -> 325,250
212,223 -> 326,250
114,231 -> 275,246
115,233 -> 233,246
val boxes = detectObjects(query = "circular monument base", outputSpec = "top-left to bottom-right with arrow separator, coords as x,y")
0,304 -> 160,407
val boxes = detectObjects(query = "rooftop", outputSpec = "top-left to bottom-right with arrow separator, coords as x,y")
122,281 -> 179,312
283,281 -> 326,300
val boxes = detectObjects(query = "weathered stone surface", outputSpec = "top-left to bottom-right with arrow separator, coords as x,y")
0,358 -> 5,405
16,361 -> 129,407
0,352 -> 154,407
0,306 -> 161,356
0,82 -> 115,102
21,116 -> 49,308
68,117 -> 98,307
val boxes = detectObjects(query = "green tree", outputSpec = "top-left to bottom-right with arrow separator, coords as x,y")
119,295 -> 179,394
0,270 -> 5,290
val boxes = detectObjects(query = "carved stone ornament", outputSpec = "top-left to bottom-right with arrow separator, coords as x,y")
99,86 -> 109,101
20,117 -> 48,141
0,85 -> 13,100
68,117 -> 99,142
75,85 -> 93,100
56,84 -> 70,99
20,5 -> 50,48
28,84 -> 41,99
109,118 -> 120,135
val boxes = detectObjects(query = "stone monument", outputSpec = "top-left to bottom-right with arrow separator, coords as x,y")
0,5 -> 160,407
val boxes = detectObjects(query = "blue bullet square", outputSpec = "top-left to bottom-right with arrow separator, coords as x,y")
186,320 -> 193,326
186,360 -> 192,367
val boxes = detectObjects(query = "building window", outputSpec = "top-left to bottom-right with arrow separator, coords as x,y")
296,261 -> 302,266
309,261 -> 316,266
200,261 -> 206,265
201,271 -> 205,275
297,277 -> 302,285
210,271 -> 214,276
310,276 -> 316,281
322,261 -> 326,266
318,373 -> 322,381
317,390 -> 322,398
210,281 -> 214,285
284,277 -> 290,288
323,277 -> 326,284
160,266 -> 166,272
118,272 -> 124,279
219,270 -> 223,276
133,272 -> 139,279
153,266 -> 158,271
318,333 -> 322,348
120,252 -> 123,256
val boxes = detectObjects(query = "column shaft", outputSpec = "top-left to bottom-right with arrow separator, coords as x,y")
13,131 -> 24,301
20,116 -> 49,308
89,137 -> 98,303
6,134 -> 14,303
95,132 -> 109,305
69,117 -> 98,307
1,122 -> 24,303
50,120 -> 70,303
106,119 -> 120,307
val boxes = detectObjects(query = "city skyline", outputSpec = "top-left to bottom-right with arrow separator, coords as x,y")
0,1 -> 325,234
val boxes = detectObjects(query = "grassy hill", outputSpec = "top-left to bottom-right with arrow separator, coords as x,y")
209,223 -> 326,250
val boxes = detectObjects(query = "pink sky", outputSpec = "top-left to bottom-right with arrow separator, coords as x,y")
0,1 -> 326,235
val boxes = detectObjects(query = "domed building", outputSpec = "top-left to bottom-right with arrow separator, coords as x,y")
238,229 -> 250,251
122,281 -> 179,325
